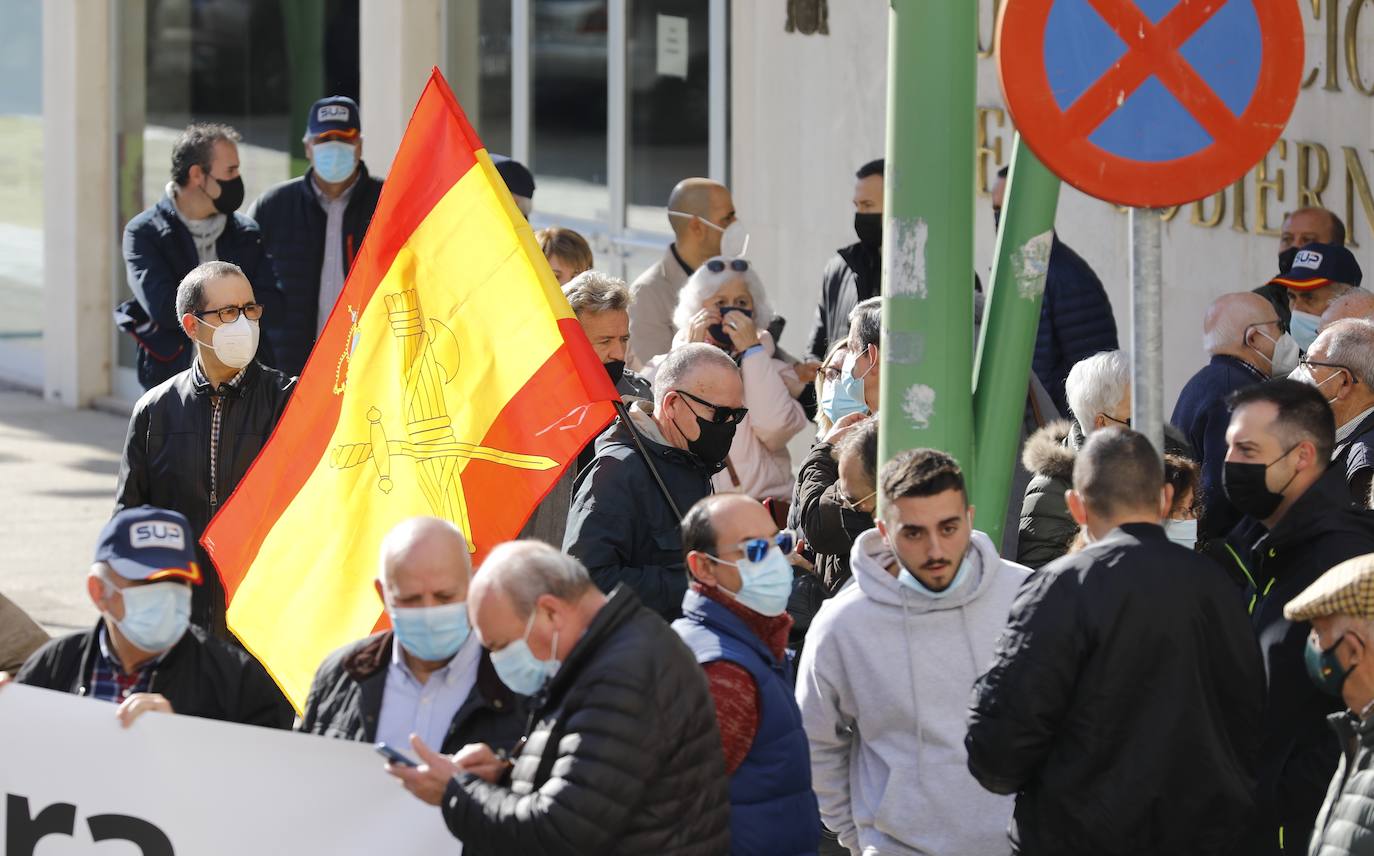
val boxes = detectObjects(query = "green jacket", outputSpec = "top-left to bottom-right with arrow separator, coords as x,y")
1310,711 -> 1374,856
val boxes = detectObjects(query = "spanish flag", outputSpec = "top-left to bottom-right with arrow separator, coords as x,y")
203,70 -> 618,710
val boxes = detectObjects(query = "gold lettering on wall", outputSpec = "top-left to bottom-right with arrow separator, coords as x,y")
1160,206 -> 1181,222
1349,0 -> 1374,95
1256,140 -> 1288,237
976,107 -> 1005,194
978,0 -> 1003,59
1232,178 -> 1249,234
1191,191 -> 1226,228
1343,146 -> 1374,248
1297,141 -> 1332,207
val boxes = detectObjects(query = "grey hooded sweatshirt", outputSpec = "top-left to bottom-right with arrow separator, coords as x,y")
796,527 -> 1027,855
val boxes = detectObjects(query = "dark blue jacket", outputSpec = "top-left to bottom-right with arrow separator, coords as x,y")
121,195 -> 280,389
1033,238 -> 1120,415
247,165 -> 384,377
1171,354 -> 1268,539
674,589 -> 819,856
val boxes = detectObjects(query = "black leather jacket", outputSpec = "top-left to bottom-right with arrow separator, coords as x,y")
115,360 -> 295,634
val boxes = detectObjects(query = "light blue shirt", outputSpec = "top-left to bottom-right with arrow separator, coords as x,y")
375,632 -> 480,753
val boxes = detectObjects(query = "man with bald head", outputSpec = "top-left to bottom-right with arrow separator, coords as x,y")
1299,319 -> 1374,504
1173,292 -> 1297,538
565,343 -> 746,620
299,516 -> 527,765
1255,207 -> 1347,331
628,177 -> 739,364
387,540 -> 730,854
1321,289 -> 1374,330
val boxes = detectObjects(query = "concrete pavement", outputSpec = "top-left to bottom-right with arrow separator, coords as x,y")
0,386 -> 128,634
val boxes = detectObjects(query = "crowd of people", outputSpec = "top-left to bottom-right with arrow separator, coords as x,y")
9,97 -> 1374,855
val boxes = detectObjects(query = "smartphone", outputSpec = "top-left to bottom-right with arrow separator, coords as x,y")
375,742 -> 417,767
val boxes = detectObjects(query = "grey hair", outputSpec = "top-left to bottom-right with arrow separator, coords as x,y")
482,540 -> 593,619
1066,350 -> 1131,433
1322,290 -> 1374,327
562,270 -> 629,315
652,342 -> 740,405
847,297 -> 882,353
1320,318 -> 1374,387
175,261 -> 248,328
671,258 -> 773,334
171,122 -> 241,186
1202,293 -> 1273,355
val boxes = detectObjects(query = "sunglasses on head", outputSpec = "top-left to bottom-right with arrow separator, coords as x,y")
673,388 -> 749,425
704,258 -> 750,274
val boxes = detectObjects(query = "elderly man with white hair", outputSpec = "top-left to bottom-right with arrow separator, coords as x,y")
1018,350 -> 1133,568
299,517 -> 528,774
1172,292 -> 1297,540
668,256 -> 809,507
1321,289 -> 1374,330
564,342 -> 745,620
1298,318 -> 1374,504
387,540 -> 730,855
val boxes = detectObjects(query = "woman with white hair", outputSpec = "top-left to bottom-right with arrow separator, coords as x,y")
665,257 -> 810,506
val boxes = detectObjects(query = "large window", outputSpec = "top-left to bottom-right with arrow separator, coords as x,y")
0,0 -> 44,385
112,0 -> 359,396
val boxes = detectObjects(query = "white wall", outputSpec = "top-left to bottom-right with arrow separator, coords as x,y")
735,0 -> 1374,414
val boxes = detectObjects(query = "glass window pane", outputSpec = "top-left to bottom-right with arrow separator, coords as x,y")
446,0 -> 513,154
533,0 -> 608,221
625,0 -> 709,233
0,0 -> 44,365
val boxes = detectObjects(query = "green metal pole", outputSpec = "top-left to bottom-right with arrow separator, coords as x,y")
282,0 -> 326,178
878,0 -> 977,494
970,135 -> 1061,545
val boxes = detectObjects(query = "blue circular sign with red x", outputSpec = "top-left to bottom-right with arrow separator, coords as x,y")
998,0 -> 1304,208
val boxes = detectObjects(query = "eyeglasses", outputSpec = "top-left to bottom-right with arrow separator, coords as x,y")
673,388 -> 749,425
714,530 -> 797,564
1100,412 -> 1132,428
1299,356 -> 1356,383
704,258 -> 750,274
839,490 -> 877,512
194,302 -> 264,324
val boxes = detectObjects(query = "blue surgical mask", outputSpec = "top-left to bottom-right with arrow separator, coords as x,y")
1290,310 -> 1321,352
1163,518 -> 1198,550
390,601 -> 470,663
831,349 -> 873,419
312,140 -> 358,184
490,610 -> 560,696
897,550 -> 974,600
112,581 -> 192,653
820,358 -> 870,425
713,545 -> 794,617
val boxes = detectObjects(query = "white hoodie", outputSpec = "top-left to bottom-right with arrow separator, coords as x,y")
796,527 -> 1028,856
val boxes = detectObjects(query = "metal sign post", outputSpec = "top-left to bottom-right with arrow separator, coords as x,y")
1130,209 -> 1164,457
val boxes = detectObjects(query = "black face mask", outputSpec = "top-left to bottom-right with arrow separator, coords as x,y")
1223,446 -> 1299,520
687,417 -> 737,467
707,306 -> 753,349
854,212 -> 882,249
1278,245 -> 1299,275
604,359 -> 626,387
210,175 -> 245,215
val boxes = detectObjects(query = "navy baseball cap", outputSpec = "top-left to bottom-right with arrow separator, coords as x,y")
95,507 -> 203,584
1270,242 -> 1364,291
307,96 -> 361,140
492,155 -> 536,198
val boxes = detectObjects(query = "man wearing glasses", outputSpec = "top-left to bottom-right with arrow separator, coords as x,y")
1298,319 -> 1374,505
564,343 -> 745,621
116,261 -> 296,638
673,494 -> 820,856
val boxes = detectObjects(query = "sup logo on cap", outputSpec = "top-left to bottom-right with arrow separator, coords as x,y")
130,521 -> 187,552
1294,249 -> 1323,270
317,105 -> 351,123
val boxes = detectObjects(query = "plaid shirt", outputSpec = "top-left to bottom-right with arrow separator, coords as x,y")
88,625 -> 164,703
193,360 -> 247,508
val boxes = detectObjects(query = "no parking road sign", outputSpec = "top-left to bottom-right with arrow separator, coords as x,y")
998,0 -> 1305,208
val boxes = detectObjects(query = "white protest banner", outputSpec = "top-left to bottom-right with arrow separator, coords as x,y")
0,684 -> 459,854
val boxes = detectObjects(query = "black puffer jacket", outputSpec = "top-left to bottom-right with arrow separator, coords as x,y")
298,630 -> 527,756
806,242 -> 881,361
967,524 -> 1264,855
15,621 -> 293,728
246,166 -> 384,377
1216,467 -> 1374,856
439,586 -> 731,855
115,361 -> 296,634
563,404 -> 722,621
1309,712 -> 1374,856
794,439 -> 872,593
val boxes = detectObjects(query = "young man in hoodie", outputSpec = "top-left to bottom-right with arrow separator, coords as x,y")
673,494 -> 820,856
796,448 -> 1028,855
